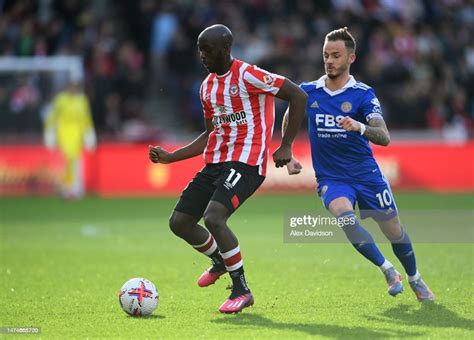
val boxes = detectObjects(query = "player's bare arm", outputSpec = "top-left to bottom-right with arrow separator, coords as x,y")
339,116 -> 390,146
272,79 -> 307,167
364,117 -> 390,146
281,109 -> 303,175
149,119 -> 214,163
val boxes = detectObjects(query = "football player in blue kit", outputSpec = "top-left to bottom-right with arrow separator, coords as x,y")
284,27 -> 434,301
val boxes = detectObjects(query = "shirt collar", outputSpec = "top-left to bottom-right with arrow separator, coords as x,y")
316,75 -> 356,90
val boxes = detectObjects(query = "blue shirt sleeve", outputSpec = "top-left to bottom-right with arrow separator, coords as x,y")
360,88 -> 383,123
299,82 -> 313,93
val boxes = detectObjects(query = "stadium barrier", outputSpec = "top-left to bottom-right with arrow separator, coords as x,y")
0,141 -> 473,196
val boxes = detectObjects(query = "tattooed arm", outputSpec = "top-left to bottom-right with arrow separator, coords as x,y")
339,116 -> 391,146
364,117 -> 391,146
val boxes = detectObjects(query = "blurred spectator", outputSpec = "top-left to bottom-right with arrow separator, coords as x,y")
150,2 -> 178,88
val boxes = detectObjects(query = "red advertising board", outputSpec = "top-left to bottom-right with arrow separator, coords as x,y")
0,146 -> 64,195
1,141 -> 473,196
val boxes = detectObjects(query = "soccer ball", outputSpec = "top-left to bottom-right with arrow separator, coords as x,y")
119,278 -> 159,316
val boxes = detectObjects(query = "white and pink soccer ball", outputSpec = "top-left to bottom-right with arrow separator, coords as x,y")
119,278 -> 159,316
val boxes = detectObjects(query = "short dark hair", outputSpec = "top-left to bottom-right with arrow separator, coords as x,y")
325,27 -> 356,52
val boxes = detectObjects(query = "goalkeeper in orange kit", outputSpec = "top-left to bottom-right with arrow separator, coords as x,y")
43,81 -> 96,199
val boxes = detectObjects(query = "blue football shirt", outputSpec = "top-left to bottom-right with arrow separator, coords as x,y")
301,75 -> 385,184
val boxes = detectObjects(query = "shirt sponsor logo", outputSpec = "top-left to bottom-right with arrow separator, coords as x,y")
371,97 -> 382,113
315,113 -> 348,138
263,75 -> 274,86
212,110 -> 247,127
371,98 -> 381,106
315,113 -> 345,128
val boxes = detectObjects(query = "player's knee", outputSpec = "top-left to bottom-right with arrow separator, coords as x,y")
168,212 -> 192,237
379,219 -> 403,241
203,211 -> 225,232
384,228 -> 403,241
328,198 -> 354,217
337,211 -> 359,231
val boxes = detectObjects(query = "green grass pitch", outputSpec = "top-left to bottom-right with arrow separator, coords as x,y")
1,192 -> 473,338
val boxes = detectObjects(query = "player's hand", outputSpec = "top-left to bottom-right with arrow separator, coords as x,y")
286,157 -> 302,175
340,116 -> 361,132
149,145 -> 173,164
272,144 -> 292,168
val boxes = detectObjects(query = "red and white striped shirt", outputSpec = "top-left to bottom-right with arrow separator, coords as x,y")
200,58 -> 285,176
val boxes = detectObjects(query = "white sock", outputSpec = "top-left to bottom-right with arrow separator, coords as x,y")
379,259 -> 393,272
408,271 -> 421,282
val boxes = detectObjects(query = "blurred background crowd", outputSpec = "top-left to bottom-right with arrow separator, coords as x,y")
0,0 -> 473,141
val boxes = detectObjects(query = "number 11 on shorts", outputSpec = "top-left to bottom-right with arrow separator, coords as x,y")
226,168 -> 242,187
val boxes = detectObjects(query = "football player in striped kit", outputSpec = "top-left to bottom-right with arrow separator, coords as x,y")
149,24 -> 307,313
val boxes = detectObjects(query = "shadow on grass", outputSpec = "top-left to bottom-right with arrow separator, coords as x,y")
211,313 -> 422,338
126,314 -> 166,320
366,303 -> 473,330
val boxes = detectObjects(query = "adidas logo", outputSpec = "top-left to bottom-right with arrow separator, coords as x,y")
310,101 -> 319,108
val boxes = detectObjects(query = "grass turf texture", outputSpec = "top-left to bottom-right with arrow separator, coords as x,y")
1,192 -> 473,338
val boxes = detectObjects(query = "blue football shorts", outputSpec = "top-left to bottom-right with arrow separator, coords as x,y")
317,177 -> 398,221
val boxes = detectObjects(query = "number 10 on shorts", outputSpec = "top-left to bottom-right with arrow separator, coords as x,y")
376,189 -> 393,208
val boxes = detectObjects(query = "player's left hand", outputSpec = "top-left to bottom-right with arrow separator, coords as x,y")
272,144 -> 292,168
286,158 -> 302,175
340,116 -> 361,132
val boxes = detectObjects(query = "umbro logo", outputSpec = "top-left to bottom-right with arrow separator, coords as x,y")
218,105 -> 226,114
310,101 -> 319,108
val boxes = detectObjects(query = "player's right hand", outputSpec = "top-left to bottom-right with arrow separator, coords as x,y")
149,145 -> 173,164
286,158 -> 302,175
272,144 -> 292,168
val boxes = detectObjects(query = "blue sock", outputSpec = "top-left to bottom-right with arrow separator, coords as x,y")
390,227 -> 417,276
338,211 -> 385,266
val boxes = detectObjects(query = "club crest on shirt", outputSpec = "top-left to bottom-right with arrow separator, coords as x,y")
229,84 -> 239,97
341,101 -> 352,113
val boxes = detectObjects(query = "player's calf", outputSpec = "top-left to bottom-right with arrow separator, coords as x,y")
337,211 -> 386,266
